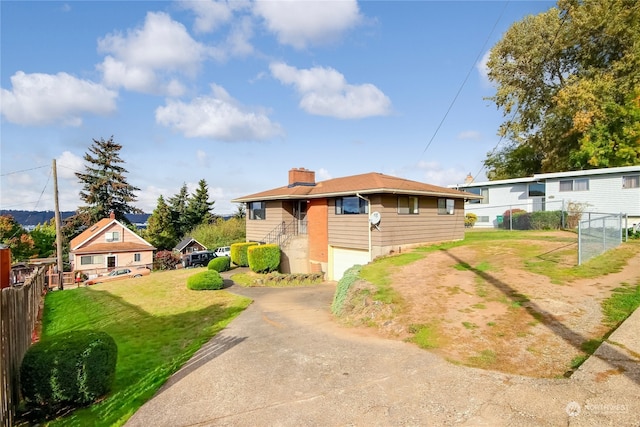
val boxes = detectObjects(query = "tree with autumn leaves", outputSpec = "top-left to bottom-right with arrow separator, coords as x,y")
484,0 -> 640,179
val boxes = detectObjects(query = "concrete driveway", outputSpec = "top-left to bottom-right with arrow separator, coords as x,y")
126,283 -> 640,426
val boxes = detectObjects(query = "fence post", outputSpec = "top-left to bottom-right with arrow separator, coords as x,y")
509,206 -> 513,231
578,220 -> 582,265
602,217 -> 606,255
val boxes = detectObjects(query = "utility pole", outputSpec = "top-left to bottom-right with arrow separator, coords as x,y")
53,159 -> 64,290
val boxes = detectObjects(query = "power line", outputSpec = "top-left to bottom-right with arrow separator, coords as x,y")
420,0 -> 510,157
0,165 -> 49,177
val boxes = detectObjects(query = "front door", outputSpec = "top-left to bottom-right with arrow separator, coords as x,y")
107,255 -> 116,270
297,200 -> 307,234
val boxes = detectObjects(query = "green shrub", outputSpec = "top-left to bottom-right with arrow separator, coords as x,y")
153,250 -> 180,270
464,213 -> 478,228
500,209 -> 527,229
231,242 -> 259,267
187,270 -> 224,290
208,256 -> 230,272
20,330 -> 117,413
248,244 -> 280,273
331,265 -> 363,316
528,210 -> 563,230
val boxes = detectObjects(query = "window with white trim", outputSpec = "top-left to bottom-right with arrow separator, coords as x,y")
477,216 -> 490,223
466,187 -> 489,204
397,196 -> 419,214
559,178 -> 589,192
80,255 -> 104,265
623,175 -> 639,189
528,183 -> 546,197
105,231 -> 120,242
134,253 -> 141,262
248,202 -> 266,220
437,198 -> 455,215
335,197 -> 368,215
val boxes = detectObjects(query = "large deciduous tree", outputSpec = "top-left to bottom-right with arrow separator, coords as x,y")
485,0 -> 640,179
75,136 -> 142,225
30,220 -> 57,258
0,215 -> 35,261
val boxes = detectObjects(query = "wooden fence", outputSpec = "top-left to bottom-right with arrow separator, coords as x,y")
0,266 -> 46,427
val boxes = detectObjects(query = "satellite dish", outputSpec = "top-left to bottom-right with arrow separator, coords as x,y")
369,211 -> 381,225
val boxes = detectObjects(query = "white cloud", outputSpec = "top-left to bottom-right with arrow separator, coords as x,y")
196,149 -> 210,168
97,11 -> 207,95
477,50 -> 492,88
56,151 -> 85,180
254,0 -> 362,49
179,0 -> 235,33
155,83 -> 283,141
457,130 -> 481,140
270,62 -> 391,119
0,71 -> 117,126
226,16 -> 255,57
136,185 -> 170,213
316,168 -> 332,181
416,160 -> 468,187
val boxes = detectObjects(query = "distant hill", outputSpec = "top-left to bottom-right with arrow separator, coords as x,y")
0,210 -> 150,227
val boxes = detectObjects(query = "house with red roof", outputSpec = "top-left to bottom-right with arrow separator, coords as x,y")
232,168 -> 480,280
69,212 -> 156,276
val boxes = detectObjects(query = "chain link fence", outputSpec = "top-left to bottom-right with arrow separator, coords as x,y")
578,213 -> 624,265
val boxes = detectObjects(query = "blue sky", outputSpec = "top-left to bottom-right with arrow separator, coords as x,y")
1,0 -> 555,215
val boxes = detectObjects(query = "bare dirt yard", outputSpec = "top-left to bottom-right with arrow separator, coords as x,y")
340,230 -> 640,378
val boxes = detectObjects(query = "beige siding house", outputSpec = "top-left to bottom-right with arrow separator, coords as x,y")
233,168 -> 480,280
70,212 -> 156,277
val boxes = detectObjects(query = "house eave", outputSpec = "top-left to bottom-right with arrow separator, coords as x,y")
232,188 -> 481,203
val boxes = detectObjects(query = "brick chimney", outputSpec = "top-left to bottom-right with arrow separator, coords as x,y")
464,173 -> 474,184
288,168 -> 316,187
109,211 -> 116,219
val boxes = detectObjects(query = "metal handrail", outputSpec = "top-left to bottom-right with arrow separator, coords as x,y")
262,219 -> 307,247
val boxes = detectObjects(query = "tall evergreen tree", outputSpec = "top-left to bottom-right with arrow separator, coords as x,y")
186,179 -> 215,229
145,196 -> 178,250
168,183 -> 191,238
75,136 -> 142,224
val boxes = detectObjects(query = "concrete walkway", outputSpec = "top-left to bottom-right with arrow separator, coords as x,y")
126,281 -> 640,427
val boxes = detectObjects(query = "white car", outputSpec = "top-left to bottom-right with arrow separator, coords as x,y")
214,246 -> 231,257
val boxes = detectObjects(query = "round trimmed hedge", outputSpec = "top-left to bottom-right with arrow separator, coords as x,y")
208,256 -> 230,272
187,270 -> 224,290
20,330 -> 117,413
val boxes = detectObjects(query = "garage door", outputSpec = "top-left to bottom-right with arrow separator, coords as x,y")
330,247 -> 370,281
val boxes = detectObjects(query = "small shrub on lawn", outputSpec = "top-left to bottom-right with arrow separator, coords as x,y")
20,330 -> 117,415
248,244 -> 280,273
331,265 -> 363,315
208,256 -> 230,272
187,270 -> 224,290
464,213 -> 478,228
500,209 -> 526,229
231,242 -> 259,267
154,250 -> 180,270
528,211 -> 563,230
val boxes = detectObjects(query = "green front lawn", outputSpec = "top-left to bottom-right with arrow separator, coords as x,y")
31,268 -> 251,426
